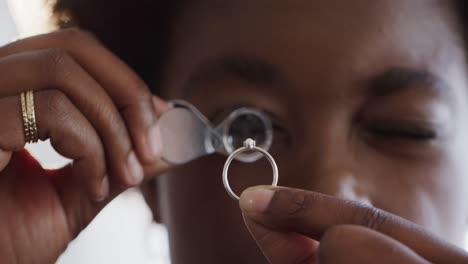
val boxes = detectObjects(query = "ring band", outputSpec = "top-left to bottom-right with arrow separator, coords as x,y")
222,138 -> 279,200
20,90 -> 39,144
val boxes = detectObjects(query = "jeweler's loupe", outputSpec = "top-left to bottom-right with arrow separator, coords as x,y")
156,100 -> 273,165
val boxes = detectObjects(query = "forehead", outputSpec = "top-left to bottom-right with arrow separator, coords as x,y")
162,0 -> 465,99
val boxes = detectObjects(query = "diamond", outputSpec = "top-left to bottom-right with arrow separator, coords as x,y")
243,138 -> 256,149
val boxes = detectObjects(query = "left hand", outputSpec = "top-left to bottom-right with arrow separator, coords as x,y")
239,186 -> 468,264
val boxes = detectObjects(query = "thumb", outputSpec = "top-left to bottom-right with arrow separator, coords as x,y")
241,188 -> 319,264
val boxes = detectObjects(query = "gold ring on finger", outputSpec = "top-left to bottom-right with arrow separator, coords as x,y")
20,90 -> 39,144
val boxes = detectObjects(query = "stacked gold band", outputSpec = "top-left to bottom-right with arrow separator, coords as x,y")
20,91 -> 39,143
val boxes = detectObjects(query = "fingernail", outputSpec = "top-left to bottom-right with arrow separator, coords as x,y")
147,125 -> 162,160
152,96 -> 170,114
96,176 -> 109,202
127,151 -> 144,185
240,187 -> 275,214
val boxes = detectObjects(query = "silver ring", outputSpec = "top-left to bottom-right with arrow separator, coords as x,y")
222,138 -> 279,200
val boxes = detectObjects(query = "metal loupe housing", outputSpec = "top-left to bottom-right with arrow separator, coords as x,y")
156,100 -> 273,165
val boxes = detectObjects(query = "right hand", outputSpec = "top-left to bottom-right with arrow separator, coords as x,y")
0,28 -> 170,263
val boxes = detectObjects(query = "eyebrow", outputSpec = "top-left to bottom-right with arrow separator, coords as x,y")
187,55 -> 287,88
186,56 -> 452,101
368,68 -> 451,99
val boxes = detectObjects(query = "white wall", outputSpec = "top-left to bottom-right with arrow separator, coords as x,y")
0,0 -> 17,42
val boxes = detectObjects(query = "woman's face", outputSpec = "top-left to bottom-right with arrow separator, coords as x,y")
152,0 -> 468,263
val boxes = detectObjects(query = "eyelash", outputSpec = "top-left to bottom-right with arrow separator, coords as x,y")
214,106 -> 437,142
210,106 -> 287,141
369,126 -> 437,141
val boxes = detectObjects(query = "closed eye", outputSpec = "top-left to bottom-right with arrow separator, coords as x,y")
369,126 -> 437,141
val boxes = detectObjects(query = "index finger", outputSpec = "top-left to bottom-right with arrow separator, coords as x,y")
0,28 -> 168,164
239,186 -> 468,263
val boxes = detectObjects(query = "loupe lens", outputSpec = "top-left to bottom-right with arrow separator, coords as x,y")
222,108 -> 273,162
227,114 -> 267,149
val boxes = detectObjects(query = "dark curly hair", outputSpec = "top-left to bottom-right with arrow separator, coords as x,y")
51,0 -> 181,91
51,0 -> 468,92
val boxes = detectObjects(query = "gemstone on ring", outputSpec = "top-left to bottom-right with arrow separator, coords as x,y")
222,138 -> 279,200
244,138 -> 256,148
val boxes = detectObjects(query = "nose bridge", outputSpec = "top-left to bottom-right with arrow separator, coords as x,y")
283,118 -> 370,203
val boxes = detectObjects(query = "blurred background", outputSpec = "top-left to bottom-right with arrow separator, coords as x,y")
1,0 -> 468,263
0,2 -> 170,264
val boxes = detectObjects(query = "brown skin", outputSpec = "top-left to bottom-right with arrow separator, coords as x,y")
1,0 -> 468,263
0,29 -> 170,263
155,0 -> 468,263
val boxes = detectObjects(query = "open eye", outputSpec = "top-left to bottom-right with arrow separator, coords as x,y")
210,104 -> 289,160
221,108 -> 273,162
226,111 -> 271,149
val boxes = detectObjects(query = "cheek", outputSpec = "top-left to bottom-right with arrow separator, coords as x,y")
158,154 -> 279,223
438,142 -> 468,242
157,155 -> 263,255
159,156 -> 229,223
432,121 -> 468,242
425,162 -> 468,244
367,151 -> 468,244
